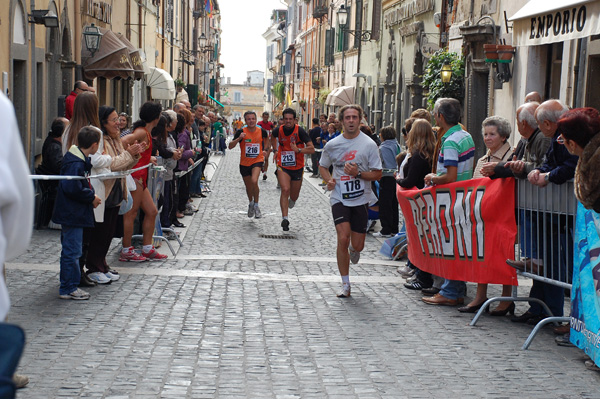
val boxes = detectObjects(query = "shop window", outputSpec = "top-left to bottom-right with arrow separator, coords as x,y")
545,42 -> 563,101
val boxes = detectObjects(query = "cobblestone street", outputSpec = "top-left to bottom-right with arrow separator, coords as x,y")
6,149 -> 600,398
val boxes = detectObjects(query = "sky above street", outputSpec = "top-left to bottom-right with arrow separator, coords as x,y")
219,0 -> 287,84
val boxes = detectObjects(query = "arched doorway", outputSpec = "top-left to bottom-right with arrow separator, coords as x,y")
11,0 -> 28,146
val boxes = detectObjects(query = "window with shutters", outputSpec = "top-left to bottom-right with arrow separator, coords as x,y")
324,29 -> 334,65
371,0 -> 381,41
354,0 -> 363,48
234,92 -> 242,104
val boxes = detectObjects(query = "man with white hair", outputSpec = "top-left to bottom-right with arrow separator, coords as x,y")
508,99 -> 578,326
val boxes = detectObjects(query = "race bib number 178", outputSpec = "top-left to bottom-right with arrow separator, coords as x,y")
340,175 -> 364,199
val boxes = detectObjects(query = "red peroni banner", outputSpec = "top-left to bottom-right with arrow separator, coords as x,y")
397,178 -> 518,285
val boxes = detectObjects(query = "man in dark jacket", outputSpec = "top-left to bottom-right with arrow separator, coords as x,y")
36,117 -> 68,228
52,126 -> 102,300
509,100 -> 578,324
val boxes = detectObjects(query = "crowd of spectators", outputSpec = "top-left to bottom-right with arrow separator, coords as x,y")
36,82 -> 227,299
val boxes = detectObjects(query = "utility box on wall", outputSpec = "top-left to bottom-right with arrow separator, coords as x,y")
187,84 -> 198,107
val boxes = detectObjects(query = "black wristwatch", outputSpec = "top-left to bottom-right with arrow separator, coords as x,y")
356,172 -> 362,179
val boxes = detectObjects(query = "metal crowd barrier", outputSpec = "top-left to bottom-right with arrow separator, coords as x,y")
470,178 -> 577,350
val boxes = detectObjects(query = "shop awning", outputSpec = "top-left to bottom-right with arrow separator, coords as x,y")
508,0 -> 600,46
146,67 -> 176,100
325,86 -> 355,107
115,33 -> 146,80
208,94 -> 224,108
82,28 -> 135,80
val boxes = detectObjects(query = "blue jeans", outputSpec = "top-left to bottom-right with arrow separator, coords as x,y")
189,163 -> 204,194
439,279 -> 466,300
59,225 -> 83,295
519,210 -> 538,259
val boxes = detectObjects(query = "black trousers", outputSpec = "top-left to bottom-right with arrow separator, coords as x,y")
83,206 -> 120,274
177,174 -> 190,212
161,180 -> 173,227
379,176 -> 399,235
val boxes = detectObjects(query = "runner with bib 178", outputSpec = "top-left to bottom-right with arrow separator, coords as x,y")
271,108 -> 315,231
319,105 -> 382,298
229,111 -> 270,219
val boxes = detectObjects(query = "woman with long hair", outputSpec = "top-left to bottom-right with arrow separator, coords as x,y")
61,92 -> 101,154
397,119 -> 436,291
120,102 -> 167,261
84,106 -> 144,283
175,110 -> 195,219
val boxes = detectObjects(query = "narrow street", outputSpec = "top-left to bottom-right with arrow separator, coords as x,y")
6,148 -> 599,398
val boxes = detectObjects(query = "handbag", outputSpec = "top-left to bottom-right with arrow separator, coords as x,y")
119,189 -> 133,215
105,180 -> 123,208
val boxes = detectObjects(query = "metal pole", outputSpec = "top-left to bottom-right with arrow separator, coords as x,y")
341,0 -> 348,86
29,0 -> 36,171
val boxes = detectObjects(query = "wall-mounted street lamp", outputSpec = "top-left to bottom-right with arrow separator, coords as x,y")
198,33 -> 214,53
337,4 -> 372,42
83,23 -> 103,57
295,52 -> 313,71
28,9 -> 59,28
440,64 -> 452,84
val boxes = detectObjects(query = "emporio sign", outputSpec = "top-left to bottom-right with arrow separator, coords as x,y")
384,0 -> 435,29
510,1 -> 600,47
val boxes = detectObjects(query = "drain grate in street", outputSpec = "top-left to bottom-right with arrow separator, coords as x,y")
259,234 -> 297,239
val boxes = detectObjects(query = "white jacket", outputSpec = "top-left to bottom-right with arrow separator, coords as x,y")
89,135 -> 112,223
0,92 -> 34,321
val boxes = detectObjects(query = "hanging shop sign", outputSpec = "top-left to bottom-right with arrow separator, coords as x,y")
384,0 -> 435,29
509,0 -> 600,47
420,36 -> 440,58
84,0 -> 112,24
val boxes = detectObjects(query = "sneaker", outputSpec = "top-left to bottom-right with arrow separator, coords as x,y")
254,204 -> 262,219
555,334 -> 575,347
349,247 -> 360,264
585,359 -> 600,371
88,272 -> 112,284
337,284 -> 351,298
288,199 -> 296,209
119,250 -> 147,262
262,174 -> 267,181
404,280 -> 430,290
142,248 -> 168,261
104,271 -> 120,282
310,174 -> 318,178
372,232 -> 392,238
13,374 -> 29,389
183,209 -> 194,216
281,219 -> 290,231
59,288 -> 90,300
397,265 -> 416,278
247,204 -> 255,218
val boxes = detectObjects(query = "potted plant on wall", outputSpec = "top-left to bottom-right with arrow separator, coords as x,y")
298,99 -> 307,110
174,78 -> 186,89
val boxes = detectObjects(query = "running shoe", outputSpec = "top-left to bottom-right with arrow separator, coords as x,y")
372,232 -> 392,238
142,248 -> 168,261
104,271 -> 120,282
349,247 -> 360,264
87,272 -> 112,284
281,219 -> 290,231
337,284 -> 351,298
254,204 -> 262,219
119,250 -> 147,262
59,288 -> 90,300
247,204 -> 255,218
288,199 -> 296,209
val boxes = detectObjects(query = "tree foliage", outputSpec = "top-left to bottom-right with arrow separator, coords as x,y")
421,50 -> 465,110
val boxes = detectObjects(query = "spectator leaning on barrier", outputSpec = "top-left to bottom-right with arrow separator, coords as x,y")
458,116 -> 514,314
84,106 -> 143,285
121,102 -> 167,262
558,108 -> 600,211
422,98 -> 475,307
398,119 -> 437,291
508,99 -> 578,323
